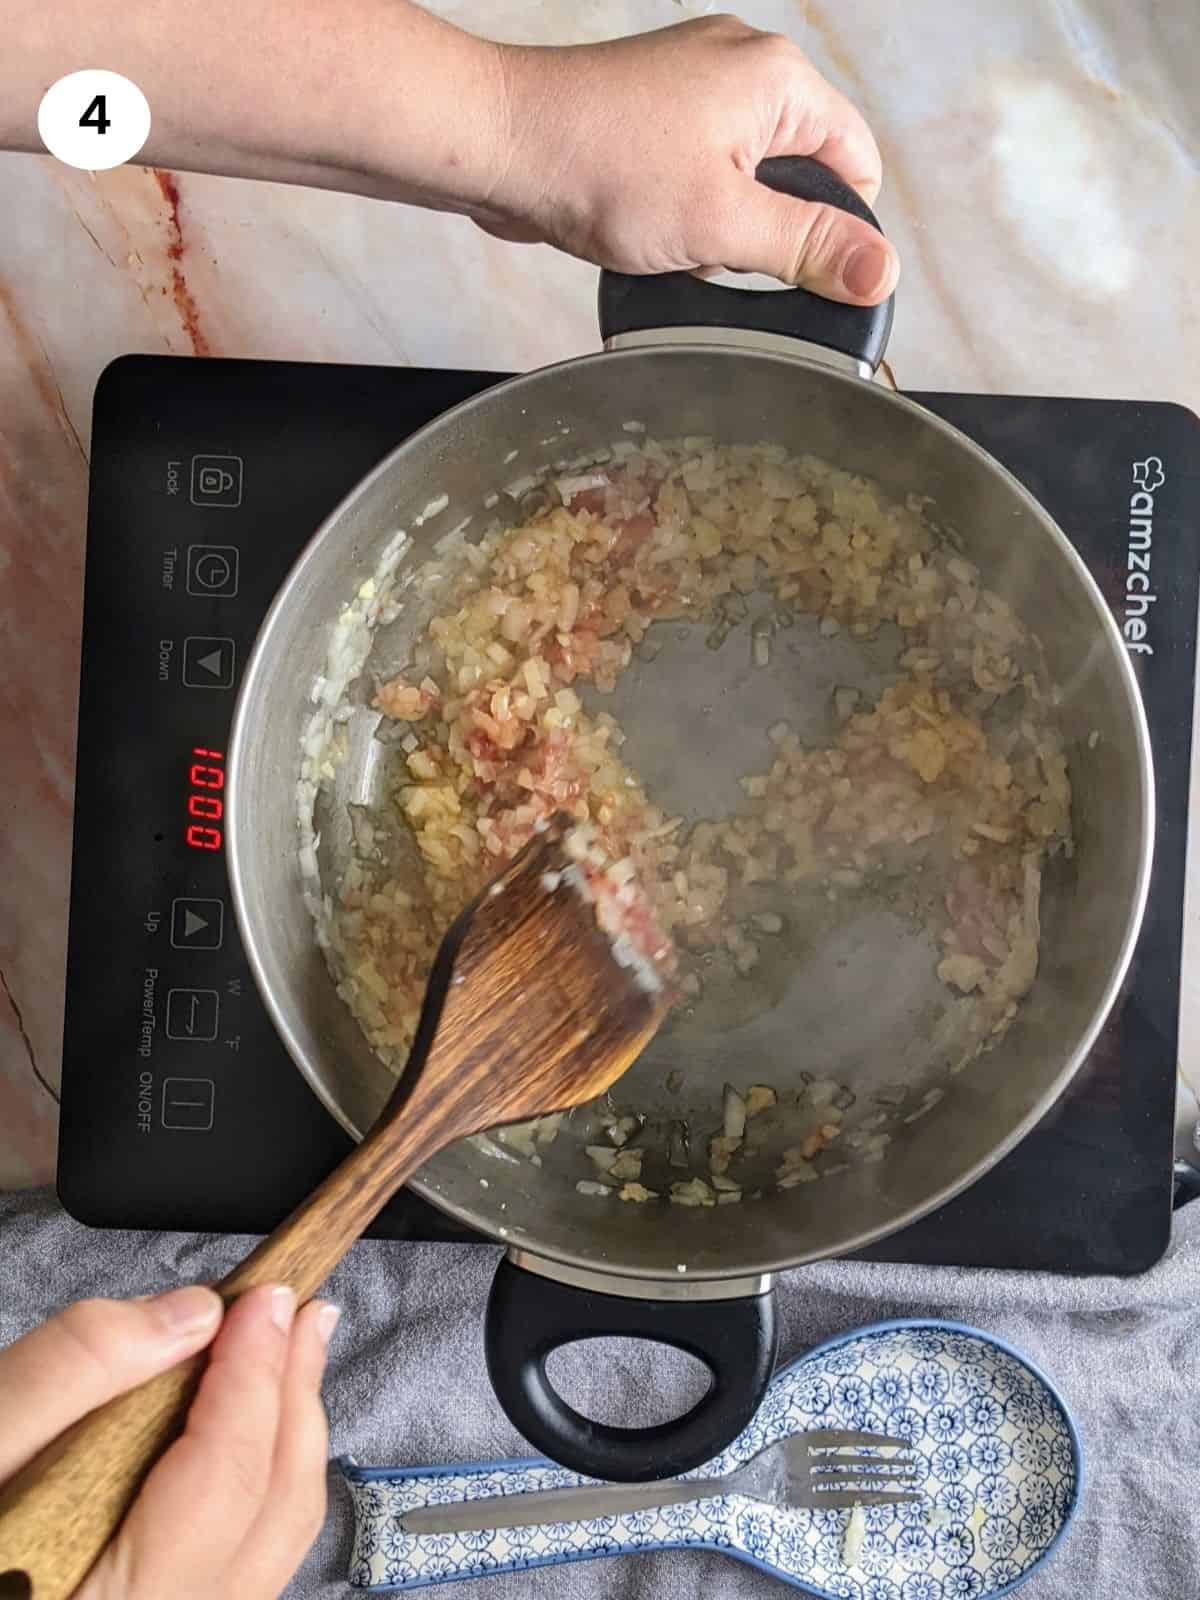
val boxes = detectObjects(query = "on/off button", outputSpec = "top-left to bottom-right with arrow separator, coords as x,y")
161,1077 -> 215,1131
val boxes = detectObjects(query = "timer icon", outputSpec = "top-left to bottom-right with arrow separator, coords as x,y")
186,544 -> 239,598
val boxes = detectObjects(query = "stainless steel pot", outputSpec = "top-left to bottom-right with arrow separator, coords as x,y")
227,161 -> 1153,1481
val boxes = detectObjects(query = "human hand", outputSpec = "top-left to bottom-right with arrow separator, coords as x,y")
2,4 -> 893,306
480,14 -> 899,305
0,1284 -> 337,1599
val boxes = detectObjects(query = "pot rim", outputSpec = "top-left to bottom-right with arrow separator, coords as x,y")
227,341 -> 1155,1284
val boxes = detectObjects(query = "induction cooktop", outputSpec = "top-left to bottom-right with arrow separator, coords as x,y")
57,355 -> 1200,1275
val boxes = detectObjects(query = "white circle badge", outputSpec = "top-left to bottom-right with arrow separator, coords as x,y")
38,70 -> 151,171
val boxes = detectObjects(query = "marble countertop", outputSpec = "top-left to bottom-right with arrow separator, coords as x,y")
2,0 -> 1198,1186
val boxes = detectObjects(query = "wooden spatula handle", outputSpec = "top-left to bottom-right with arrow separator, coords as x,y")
216,1110 -> 430,1303
0,1120 -> 432,1600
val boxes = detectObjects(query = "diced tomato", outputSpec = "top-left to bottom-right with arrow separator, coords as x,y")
567,488 -> 608,516
466,729 -> 500,764
945,864 -> 1005,963
609,513 -> 655,567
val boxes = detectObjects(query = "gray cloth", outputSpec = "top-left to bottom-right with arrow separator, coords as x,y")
0,1187 -> 1195,1598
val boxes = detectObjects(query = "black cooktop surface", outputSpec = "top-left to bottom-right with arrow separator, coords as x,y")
58,356 -> 1200,1274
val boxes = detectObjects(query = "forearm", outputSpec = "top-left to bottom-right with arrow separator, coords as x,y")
1,9 -> 897,302
1,0 -> 509,207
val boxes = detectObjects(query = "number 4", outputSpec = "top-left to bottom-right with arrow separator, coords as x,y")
79,94 -> 111,135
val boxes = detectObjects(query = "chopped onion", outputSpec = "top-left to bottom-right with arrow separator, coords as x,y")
708,1134 -> 742,1175
745,1084 -> 778,1118
415,493 -> 449,524
833,686 -> 861,722
842,1505 -> 867,1568
556,471 -> 610,501
723,1084 -> 747,1141
609,1149 -> 644,1182
496,1124 -> 537,1159
777,1160 -> 818,1188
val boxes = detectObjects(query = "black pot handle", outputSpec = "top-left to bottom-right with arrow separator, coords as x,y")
598,155 -> 893,372
484,1257 -> 778,1482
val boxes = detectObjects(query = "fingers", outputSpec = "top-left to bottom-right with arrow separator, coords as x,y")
238,1300 -> 339,1594
82,1287 -> 336,1600
715,179 -> 899,305
0,1287 -> 222,1480
764,44 -> 885,205
83,1289 -> 288,1596
726,31 -> 895,301
146,1285 -> 296,1544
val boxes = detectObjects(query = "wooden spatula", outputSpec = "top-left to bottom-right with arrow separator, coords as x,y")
0,816 -> 669,1600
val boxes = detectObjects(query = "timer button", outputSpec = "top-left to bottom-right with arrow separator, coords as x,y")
186,545 -> 239,598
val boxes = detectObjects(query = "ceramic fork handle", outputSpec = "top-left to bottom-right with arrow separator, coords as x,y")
400,1474 -> 733,1535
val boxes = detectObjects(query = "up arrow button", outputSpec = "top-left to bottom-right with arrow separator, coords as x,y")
170,898 -> 224,950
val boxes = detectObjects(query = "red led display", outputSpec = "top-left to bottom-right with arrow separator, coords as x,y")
185,746 -> 226,850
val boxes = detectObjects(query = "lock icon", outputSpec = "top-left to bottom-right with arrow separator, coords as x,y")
190,454 -> 243,508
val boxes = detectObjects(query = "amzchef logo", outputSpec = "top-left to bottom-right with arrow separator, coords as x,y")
1123,458 -> 1165,656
